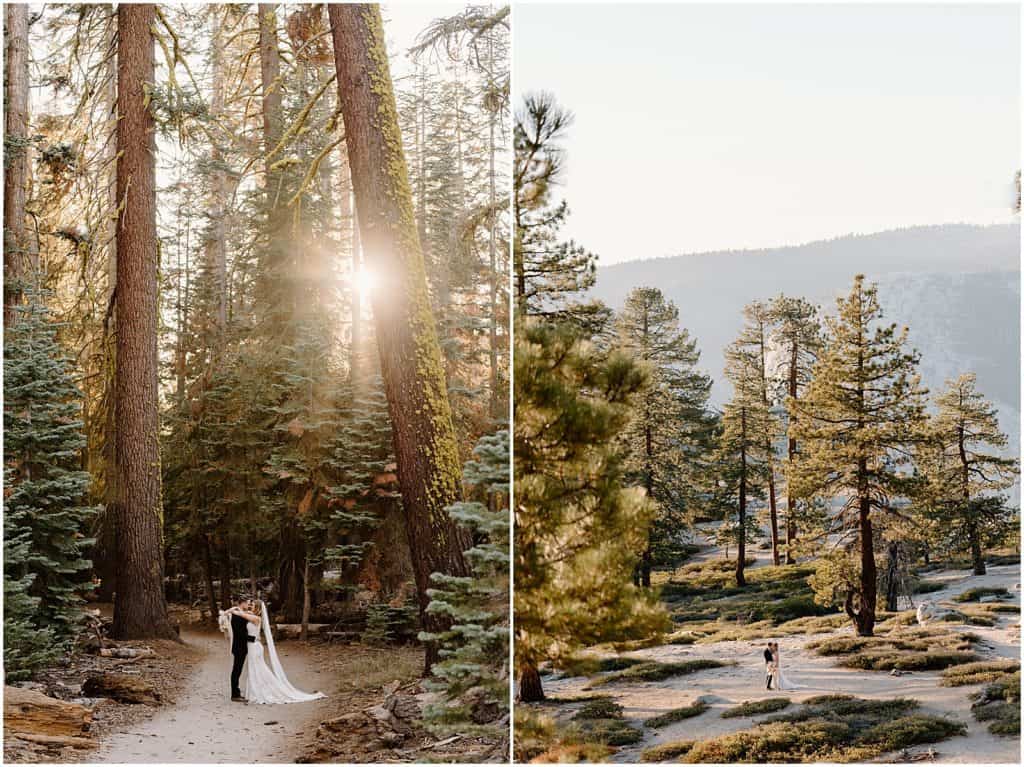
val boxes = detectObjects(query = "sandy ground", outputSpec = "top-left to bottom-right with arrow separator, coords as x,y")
544,558 -> 1021,763
89,630 -> 333,763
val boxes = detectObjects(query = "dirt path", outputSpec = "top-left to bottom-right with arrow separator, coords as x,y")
92,630 -> 333,763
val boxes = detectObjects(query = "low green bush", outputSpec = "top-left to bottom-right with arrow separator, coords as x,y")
644,700 -> 710,728
593,659 -> 727,686
640,740 -> 695,762
941,660 -> 1020,687
954,587 -> 1010,603
840,650 -> 978,671
721,698 -> 791,718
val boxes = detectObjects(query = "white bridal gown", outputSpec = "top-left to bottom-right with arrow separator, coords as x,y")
241,602 -> 326,705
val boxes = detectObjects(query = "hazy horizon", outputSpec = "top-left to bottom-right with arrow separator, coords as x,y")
515,3 -> 1020,265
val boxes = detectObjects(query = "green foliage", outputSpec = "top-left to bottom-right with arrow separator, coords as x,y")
644,700 -> 710,728
514,318 -> 669,696
790,276 -> 927,632
941,660 -> 1020,687
913,374 -> 1019,569
514,93 -> 608,331
647,696 -> 965,763
591,659 -> 726,686
422,430 -> 510,735
954,586 -> 1010,603
3,293 -> 96,680
615,287 -> 715,578
970,670 -> 1020,736
361,600 -> 418,646
721,698 -> 791,719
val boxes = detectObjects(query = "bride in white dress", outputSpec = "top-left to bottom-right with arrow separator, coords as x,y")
224,600 -> 326,705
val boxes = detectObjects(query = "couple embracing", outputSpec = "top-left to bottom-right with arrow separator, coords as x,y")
221,596 -> 326,705
762,641 -> 798,691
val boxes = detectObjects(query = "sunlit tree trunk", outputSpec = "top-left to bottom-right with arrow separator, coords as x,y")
4,3 -> 31,325
111,3 -> 177,640
328,3 -> 471,672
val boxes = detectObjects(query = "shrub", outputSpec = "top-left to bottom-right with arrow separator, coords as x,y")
560,654 -> 645,677
593,659 -> 727,685
912,579 -> 945,594
941,660 -> 1020,687
640,740 -> 695,762
841,650 -> 978,671
573,697 -> 623,720
671,697 -> 965,762
971,671 -> 1021,736
721,698 -> 791,718
955,587 -> 1010,603
854,715 -> 967,750
644,700 -> 709,728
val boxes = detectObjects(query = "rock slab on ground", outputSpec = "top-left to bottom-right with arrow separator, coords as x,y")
82,673 -> 160,706
4,686 -> 93,738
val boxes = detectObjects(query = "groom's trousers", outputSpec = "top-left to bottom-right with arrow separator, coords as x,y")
231,650 -> 246,698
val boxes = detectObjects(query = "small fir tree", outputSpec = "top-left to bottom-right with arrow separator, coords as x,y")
422,429 -> 510,735
3,291 -> 96,678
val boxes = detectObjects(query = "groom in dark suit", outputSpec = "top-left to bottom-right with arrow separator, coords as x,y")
230,596 -> 255,702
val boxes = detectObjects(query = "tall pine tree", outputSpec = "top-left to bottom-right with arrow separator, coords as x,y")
790,276 -> 926,636
615,286 -> 714,586
915,374 -> 1018,575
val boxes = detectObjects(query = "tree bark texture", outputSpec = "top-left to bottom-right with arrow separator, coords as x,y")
4,3 -> 31,325
328,4 -> 471,672
111,4 -> 176,640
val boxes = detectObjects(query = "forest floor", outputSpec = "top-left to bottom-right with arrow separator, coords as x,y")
6,604 -> 503,764
524,540 -> 1021,764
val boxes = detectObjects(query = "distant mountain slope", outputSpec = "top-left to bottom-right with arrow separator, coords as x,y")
591,223 -> 1020,453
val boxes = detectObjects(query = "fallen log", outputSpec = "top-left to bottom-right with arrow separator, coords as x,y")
82,673 -> 160,705
273,623 -> 329,638
8,732 -> 95,750
3,686 -> 92,737
98,647 -> 155,659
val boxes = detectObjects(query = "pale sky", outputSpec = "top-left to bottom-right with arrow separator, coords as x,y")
514,3 -> 1020,265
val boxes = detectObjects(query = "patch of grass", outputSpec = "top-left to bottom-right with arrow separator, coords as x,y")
971,671 -> 1020,736
592,658 -> 728,686
644,700 -> 710,728
941,660 -> 1020,686
721,698 -> 791,718
954,586 -> 1010,603
840,650 -> 978,671
640,740 -> 695,762
660,696 -> 965,763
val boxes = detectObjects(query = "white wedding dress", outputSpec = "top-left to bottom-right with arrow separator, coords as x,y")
228,601 -> 326,705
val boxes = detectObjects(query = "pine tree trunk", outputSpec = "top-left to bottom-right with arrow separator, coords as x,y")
884,540 -> 900,612
219,544 -> 231,609
207,8 -> 228,338
111,4 -> 176,641
968,522 -> 985,576
257,2 -> 288,309
97,10 -> 120,604
767,471 -> 779,566
328,4 -> 471,674
785,343 -> 799,564
518,662 -> 545,703
300,557 -> 310,642
736,408 -> 747,588
856,495 -> 876,636
202,535 -> 218,623
4,3 -> 30,325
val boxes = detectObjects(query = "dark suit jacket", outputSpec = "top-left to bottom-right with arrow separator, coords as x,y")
763,648 -> 774,665
231,613 -> 250,656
